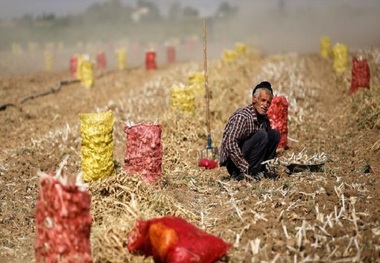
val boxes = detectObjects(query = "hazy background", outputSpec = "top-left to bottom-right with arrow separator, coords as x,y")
1,0 -> 380,72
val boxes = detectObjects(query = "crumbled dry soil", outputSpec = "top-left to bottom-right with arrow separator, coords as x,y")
0,47 -> 379,263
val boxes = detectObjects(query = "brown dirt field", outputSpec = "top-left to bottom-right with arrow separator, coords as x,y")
0,45 -> 379,263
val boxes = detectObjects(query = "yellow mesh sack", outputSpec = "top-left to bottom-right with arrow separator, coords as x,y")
222,50 -> 237,64
320,36 -> 331,59
333,43 -> 348,74
170,84 -> 195,114
116,49 -> 127,70
44,52 -> 53,71
81,60 -> 94,88
188,72 -> 204,96
79,111 -> 115,182
76,55 -> 85,80
235,42 -> 247,56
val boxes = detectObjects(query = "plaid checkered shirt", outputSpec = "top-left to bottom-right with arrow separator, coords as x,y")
219,104 -> 270,173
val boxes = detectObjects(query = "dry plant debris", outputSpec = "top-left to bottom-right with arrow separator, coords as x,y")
0,46 -> 379,263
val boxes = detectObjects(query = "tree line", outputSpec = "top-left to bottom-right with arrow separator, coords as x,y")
0,0 -> 238,51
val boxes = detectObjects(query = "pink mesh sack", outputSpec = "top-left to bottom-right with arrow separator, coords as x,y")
267,95 -> 288,149
35,170 -> 92,263
127,216 -> 232,263
124,123 -> 163,184
350,56 -> 370,95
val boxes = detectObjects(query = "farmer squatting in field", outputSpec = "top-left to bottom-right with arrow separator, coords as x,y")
219,81 -> 280,181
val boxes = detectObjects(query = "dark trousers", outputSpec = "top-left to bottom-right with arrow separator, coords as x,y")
226,129 -> 280,176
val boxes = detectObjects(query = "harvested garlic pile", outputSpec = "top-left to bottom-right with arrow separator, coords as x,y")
279,148 -> 328,165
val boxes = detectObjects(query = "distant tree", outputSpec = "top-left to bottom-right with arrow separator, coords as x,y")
215,2 -> 237,19
167,3 -> 181,21
182,6 -> 199,19
15,14 -> 34,27
137,0 -> 161,22
37,13 -> 56,22
83,0 -> 132,24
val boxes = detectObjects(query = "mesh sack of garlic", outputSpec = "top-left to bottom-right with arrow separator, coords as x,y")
35,156 -> 92,263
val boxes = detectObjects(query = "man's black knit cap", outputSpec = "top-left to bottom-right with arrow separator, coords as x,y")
252,81 -> 273,96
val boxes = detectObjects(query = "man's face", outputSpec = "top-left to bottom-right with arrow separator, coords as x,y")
252,89 -> 273,115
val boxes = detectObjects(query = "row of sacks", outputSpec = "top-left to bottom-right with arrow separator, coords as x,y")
79,99 -> 289,185
34,110 -> 232,262
34,171 -> 232,263
80,110 -> 163,184
35,160 -> 232,263
320,36 -> 371,95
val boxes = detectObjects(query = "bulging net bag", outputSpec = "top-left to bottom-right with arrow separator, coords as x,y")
76,55 -> 85,80
44,52 -> 53,71
127,216 -> 232,263
166,45 -> 176,63
70,55 -> 78,77
267,95 -> 288,150
116,48 -> 127,70
35,168 -> 92,263
333,43 -> 348,74
169,84 -> 196,115
320,36 -> 331,59
188,72 -> 205,97
124,123 -> 163,184
235,42 -> 247,56
146,50 -> 157,70
350,56 -> 370,95
79,111 -> 115,182
80,60 -> 94,88
221,49 -> 237,64
96,51 -> 107,72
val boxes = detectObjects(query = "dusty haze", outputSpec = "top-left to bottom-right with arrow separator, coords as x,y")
0,0 -> 379,73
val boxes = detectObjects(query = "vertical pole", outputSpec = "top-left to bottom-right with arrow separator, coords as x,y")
203,19 -> 211,147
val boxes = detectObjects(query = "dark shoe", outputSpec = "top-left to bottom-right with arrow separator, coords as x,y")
263,170 -> 280,180
252,171 -> 264,180
261,163 -> 280,180
231,172 -> 245,181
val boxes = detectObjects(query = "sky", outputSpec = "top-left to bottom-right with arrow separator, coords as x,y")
0,0 -> 236,19
0,0 -> 379,56
2,0 -> 379,20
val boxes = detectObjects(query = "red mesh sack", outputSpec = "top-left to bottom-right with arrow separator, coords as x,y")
69,56 -> 78,77
166,46 -> 176,64
35,170 -> 92,263
350,56 -> 370,95
267,95 -> 288,149
124,123 -> 163,184
127,216 -> 232,263
146,51 -> 157,70
96,51 -> 107,71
